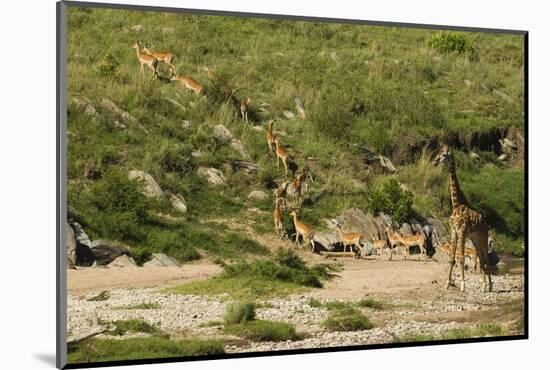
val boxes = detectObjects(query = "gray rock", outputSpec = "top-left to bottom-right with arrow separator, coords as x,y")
197,167 -> 226,185
71,222 -> 95,266
90,240 -> 131,266
213,124 -> 250,159
144,253 -> 181,267
191,149 -> 204,158
108,254 -> 137,268
128,170 -> 163,198
294,96 -> 306,119
100,98 -> 137,125
248,190 -> 268,201
67,222 -> 76,269
498,154 -> 507,161
282,110 -> 295,120
131,24 -> 144,32
169,192 -> 188,213
469,152 -> 480,161
181,120 -> 190,129
70,97 -> 96,116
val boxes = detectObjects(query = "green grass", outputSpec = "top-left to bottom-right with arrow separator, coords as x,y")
68,337 -> 225,363
399,323 -> 507,343
86,291 -> 110,302
223,320 -> 303,341
323,308 -> 374,332
224,301 -> 256,324
107,319 -> 163,336
67,6 -> 524,268
356,298 -> 385,310
167,250 -> 336,300
308,298 -> 323,308
113,302 -> 161,310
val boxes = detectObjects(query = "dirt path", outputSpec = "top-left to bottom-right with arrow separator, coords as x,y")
67,263 -> 222,294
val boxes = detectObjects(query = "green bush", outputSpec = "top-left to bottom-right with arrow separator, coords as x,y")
224,301 -> 256,324
370,178 -> 413,224
323,309 -> 374,332
357,298 -> 385,310
98,52 -> 120,77
108,319 -> 162,336
428,32 -> 477,58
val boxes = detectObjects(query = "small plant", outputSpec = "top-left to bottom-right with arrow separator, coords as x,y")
108,319 -> 162,336
98,52 -> 119,77
428,32 -> 477,59
114,302 -> 161,310
370,178 -> 413,225
357,298 -> 385,310
86,291 -> 110,302
224,301 -> 256,324
323,309 -> 374,332
308,298 -> 323,308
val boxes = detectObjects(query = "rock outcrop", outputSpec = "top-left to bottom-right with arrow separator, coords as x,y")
144,253 -> 181,267
128,170 -> 163,198
90,240 -> 131,266
197,167 -> 226,185
213,124 -> 251,159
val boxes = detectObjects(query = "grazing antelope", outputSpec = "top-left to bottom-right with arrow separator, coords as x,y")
132,41 -> 158,78
203,66 -> 239,105
371,238 -> 388,257
170,75 -> 204,95
288,170 -> 307,205
385,227 -> 403,261
335,224 -> 363,257
274,139 -> 290,176
142,44 -> 176,74
439,242 -> 478,271
273,180 -> 290,208
239,97 -> 252,122
273,196 -> 285,237
398,232 -> 428,260
289,210 -> 315,252
266,119 -> 278,155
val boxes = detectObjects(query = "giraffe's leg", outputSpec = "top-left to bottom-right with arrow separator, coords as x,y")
458,231 -> 466,292
446,229 -> 457,290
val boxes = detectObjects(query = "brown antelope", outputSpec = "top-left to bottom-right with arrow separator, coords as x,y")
273,196 -> 285,237
371,238 -> 388,257
203,66 -> 238,105
142,44 -> 176,74
273,180 -> 290,208
289,210 -> 315,252
132,41 -> 158,77
385,227 -> 403,261
274,139 -> 290,176
439,242 -> 478,271
239,97 -> 252,122
335,224 -> 363,257
170,75 -> 204,95
266,119 -> 278,155
398,232 -> 428,260
288,170 -> 307,205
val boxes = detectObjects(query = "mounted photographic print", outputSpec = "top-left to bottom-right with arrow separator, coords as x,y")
57,1 -> 527,368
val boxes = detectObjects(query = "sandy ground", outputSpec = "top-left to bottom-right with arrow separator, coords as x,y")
67,254 -> 524,353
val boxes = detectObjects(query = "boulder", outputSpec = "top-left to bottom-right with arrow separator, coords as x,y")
294,96 -> 306,119
128,170 -> 163,198
213,124 -> 250,159
100,98 -> 137,124
282,110 -> 295,120
312,232 -> 340,252
197,167 -> 226,185
355,145 -> 397,174
70,97 -> 96,116
131,24 -> 144,32
90,240 -> 131,266
67,222 -> 76,269
169,192 -> 188,213
71,222 -> 95,266
144,253 -> 181,267
108,254 -> 137,268
248,190 -> 268,201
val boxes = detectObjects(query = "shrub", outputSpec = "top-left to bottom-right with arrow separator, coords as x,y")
428,32 -> 477,58
357,298 -> 384,310
310,88 -> 356,142
370,178 -> 413,224
98,52 -> 119,77
323,309 -> 374,332
108,319 -> 162,336
86,291 -> 110,302
224,301 -> 256,324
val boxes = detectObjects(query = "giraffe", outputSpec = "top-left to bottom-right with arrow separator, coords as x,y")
433,144 -> 493,292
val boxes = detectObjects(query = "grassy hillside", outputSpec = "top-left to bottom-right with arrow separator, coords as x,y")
66,7 -> 525,259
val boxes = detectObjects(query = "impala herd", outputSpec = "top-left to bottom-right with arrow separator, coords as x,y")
130,39 -> 490,291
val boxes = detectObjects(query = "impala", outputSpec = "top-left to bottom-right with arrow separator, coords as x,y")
273,180 -> 290,208
170,75 -> 204,95
274,139 -> 290,176
335,224 -> 363,257
398,232 -> 428,260
289,210 -> 315,252
239,97 -> 252,122
266,119 -> 278,155
385,227 -> 403,261
142,44 -> 176,74
289,170 -> 307,205
132,41 -> 158,78
273,196 -> 285,237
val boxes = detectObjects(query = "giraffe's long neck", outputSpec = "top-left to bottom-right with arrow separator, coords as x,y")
448,158 -> 463,210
